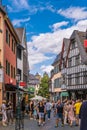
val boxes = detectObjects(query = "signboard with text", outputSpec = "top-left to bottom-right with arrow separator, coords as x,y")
19,81 -> 26,87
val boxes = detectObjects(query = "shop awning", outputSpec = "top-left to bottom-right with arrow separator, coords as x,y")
5,84 -> 24,92
60,91 -> 69,97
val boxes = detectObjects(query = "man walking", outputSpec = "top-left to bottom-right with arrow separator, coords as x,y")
46,100 -> 52,120
74,99 -> 82,126
55,99 -> 64,128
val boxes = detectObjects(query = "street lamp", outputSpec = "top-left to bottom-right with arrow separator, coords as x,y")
15,74 -> 24,130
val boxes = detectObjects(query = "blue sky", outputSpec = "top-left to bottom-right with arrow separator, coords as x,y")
2,0 -> 87,75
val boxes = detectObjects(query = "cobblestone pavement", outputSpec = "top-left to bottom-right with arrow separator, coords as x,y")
0,115 -> 80,130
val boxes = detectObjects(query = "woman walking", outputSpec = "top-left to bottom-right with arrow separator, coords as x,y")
1,100 -> 7,126
68,101 -> 75,127
37,101 -> 46,126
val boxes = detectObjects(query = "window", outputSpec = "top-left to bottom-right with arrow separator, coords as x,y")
12,39 -> 14,51
14,67 -> 15,78
6,60 -> 10,76
68,58 -> 72,67
6,30 -> 11,47
14,43 -> 15,54
12,39 -> 16,54
11,65 -> 13,78
9,34 -> 10,46
75,55 -> 80,65
6,60 -> 8,74
8,62 -> 10,76
17,48 -> 21,59
54,65 -> 60,74
17,69 -> 21,80
62,58 -> 66,68
54,78 -> 61,88
83,71 -> 87,84
6,29 -> 9,43
71,39 -> 75,49
11,66 -> 15,79
75,73 -> 80,85
68,74 -> 72,85
62,75 -> 66,84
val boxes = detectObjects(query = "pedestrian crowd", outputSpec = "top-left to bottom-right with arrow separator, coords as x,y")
24,98 -> 82,128
0,97 -> 86,130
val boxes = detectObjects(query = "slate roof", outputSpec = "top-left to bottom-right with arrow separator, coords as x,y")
15,28 -> 24,43
71,30 -> 87,65
60,30 -> 87,68
52,53 -> 61,66
63,38 -> 70,54
28,73 -> 40,85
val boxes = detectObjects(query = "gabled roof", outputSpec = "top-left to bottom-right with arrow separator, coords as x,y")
15,28 -> 24,43
28,73 -> 40,85
15,28 -> 25,49
52,53 -> 61,66
64,38 -> 70,54
60,30 -> 87,68
0,5 -> 20,43
66,30 -> 87,65
15,28 -> 27,50
75,30 -> 87,64
60,38 -> 70,68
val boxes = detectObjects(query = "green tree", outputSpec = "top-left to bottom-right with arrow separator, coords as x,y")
38,73 -> 50,98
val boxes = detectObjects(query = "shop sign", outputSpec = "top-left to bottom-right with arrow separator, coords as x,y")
84,40 -> 87,48
19,81 -> 26,87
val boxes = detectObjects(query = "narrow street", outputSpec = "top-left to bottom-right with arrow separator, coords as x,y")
0,114 -> 80,130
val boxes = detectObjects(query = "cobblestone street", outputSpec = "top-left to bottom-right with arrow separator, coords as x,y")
0,115 -> 80,130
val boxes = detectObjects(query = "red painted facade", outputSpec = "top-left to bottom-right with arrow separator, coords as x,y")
4,23 -> 17,85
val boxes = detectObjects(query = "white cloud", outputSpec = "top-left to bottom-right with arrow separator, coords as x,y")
77,19 -> 87,28
40,65 -> 54,74
45,4 -> 55,13
58,7 -> 87,21
7,0 -> 55,14
27,20 -> 87,73
13,0 -> 29,9
28,47 -> 53,70
7,0 -> 29,12
50,21 -> 69,31
12,17 -> 30,26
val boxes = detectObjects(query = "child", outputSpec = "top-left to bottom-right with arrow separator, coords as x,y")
33,106 -> 37,120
